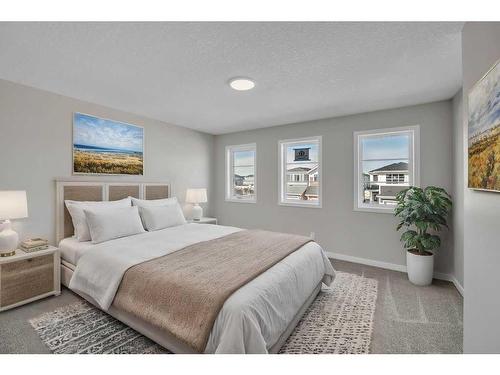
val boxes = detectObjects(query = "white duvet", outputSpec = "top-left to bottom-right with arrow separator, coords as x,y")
69,223 -> 335,353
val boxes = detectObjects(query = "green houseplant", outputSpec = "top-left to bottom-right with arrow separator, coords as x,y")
394,186 -> 452,286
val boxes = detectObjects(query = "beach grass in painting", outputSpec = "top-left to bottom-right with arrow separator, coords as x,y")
468,60 -> 500,191
73,113 -> 144,175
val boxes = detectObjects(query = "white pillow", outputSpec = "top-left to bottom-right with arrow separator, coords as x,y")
139,204 -> 187,231
84,206 -> 145,244
65,197 -> 132,241
131,196 -> 179,208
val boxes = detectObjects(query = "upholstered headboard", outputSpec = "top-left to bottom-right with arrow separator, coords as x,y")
55,180 -> 170,243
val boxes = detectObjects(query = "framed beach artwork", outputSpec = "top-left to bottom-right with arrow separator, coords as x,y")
468,58 -> 500,192
73,113 -> 144,175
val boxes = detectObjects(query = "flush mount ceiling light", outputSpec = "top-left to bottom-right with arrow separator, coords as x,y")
229,77 -> 255,91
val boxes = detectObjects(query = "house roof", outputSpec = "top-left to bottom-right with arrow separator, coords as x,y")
369,162 -> 408,173
307,165 -> 318,175
287,167 -> 311,173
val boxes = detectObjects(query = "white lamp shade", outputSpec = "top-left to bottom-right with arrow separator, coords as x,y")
0,191 -> 28,220
186,188 -> 207,204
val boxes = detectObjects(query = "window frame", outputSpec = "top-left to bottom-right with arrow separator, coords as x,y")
278,136 -> 322,208
353,125 -> 420,214
225,143 -> 257,203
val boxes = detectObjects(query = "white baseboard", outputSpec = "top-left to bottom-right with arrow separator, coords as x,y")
327,251 -> 464,297
327,251 -> 407,273
453,279 -> 465,297
435,273 -> 465,297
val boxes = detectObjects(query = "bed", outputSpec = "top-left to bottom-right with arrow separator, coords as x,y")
56,180 -> 335,354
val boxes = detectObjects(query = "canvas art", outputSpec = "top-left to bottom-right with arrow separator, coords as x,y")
73,113 -> 144,175
468,59 -> 500,191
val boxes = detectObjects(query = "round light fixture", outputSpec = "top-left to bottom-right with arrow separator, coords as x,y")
229,77 -> 255,91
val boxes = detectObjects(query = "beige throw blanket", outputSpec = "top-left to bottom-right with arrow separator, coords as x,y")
112,229 -> 312,353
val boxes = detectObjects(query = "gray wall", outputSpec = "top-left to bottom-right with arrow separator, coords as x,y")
462,22 -> 500,353
214,101 -> 454,274
451,89 -> 465,287
0,79 -> 214,244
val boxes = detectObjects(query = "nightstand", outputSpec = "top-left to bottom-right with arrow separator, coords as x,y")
0,246 -> 60,312
188,217 -> 218,225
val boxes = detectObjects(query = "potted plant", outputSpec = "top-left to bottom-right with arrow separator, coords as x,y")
394,186 -> 452,286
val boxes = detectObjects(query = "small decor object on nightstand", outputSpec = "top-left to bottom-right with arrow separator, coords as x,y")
20,238 -> 49,253
186,188 -> 207,221
0,191 -> 28,257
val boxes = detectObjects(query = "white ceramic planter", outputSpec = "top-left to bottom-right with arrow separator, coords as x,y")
406,250 -> 434,286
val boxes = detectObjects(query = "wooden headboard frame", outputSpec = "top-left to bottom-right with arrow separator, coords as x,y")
55,179 -> 171,243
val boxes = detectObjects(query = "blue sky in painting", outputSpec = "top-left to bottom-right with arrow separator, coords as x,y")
73,113 -> 143,153
469,61 -> 500,139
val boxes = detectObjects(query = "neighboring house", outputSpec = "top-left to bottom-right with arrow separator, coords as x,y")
234,174 -> 255,196
286,166 -> 319,200
365,162 -> 409,205
287,167 -> 311,182
308,165 -> 319,182
234,174 -> 245,186
234,174 -> 254,186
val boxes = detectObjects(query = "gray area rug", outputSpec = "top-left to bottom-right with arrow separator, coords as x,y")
29,272 -> 377,354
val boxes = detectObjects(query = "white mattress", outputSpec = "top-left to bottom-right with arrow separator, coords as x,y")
68,224 -> 335,353
59,237 -> 95,265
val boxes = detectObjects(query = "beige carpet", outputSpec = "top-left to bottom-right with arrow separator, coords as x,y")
29,272 -> 377,354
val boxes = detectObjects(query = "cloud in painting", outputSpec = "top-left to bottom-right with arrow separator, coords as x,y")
469,61 -> 500,138
73,113 -> 143,153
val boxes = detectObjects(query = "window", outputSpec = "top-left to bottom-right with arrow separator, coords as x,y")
354,126 -> 419,213
225,143 -> 256,203
386,174 -> 406,184
279,136 -> 322,207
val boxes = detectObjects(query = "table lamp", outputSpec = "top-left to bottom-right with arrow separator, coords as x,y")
0,191 -> 28,257
186,188 -> 207,221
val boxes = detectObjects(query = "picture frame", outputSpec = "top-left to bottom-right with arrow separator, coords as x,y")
72,112 -> 145,176
468,58 -> 500,192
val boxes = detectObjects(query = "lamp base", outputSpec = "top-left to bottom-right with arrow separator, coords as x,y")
192,204 -> 203,221
0,250 -> 16,257
0,220 -> 19,257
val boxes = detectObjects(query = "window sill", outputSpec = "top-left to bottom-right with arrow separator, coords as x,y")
354,205 -> 395,214
225,198 -> 256,204
279,201 -> 322,209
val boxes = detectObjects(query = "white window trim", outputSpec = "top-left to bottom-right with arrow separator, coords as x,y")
353,125 -> 420,214
278,136 -> 322,208
225,143 -> 257,203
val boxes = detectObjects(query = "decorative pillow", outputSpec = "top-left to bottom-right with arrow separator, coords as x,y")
139,204 -> 187,231
131,196 -> 179,208
84,206 -> 145,244
65,197 -> 131,242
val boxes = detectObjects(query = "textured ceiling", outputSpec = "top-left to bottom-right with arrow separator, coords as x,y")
0,22 -> 463,134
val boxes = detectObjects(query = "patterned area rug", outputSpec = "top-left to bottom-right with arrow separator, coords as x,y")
29,272 -> 377,354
